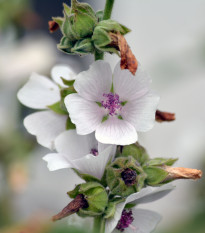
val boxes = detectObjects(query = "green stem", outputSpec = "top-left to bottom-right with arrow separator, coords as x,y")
94,0 -> 115,61
103,0 -> 115,20
93,216 -> 105,233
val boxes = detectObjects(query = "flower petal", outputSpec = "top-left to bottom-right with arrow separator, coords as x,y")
121,91 -> 160,132
74,60 -> 112,102
55,130 -> 97,159
113,62 -> 151,102
17,72 -> 60,109
125,209 -> 161,233
65,93 -> 104,135
105,184 -> 174,233
51,65 -> 76,87
95,117 -> 138,145
71,145 -> 114,179
24,110 -> 67,150
43,153 -> 72,171
98,142 -> 117,157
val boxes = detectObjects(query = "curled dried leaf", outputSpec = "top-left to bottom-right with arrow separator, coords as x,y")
110,32 -> 138,75
156,110 -> 176,122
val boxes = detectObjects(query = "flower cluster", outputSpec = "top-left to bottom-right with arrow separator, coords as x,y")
17,1 -> 202,232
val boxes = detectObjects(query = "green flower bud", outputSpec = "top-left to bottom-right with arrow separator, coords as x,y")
106,156 -> 147,197
67,182 -> 108,217
92,19 -> 131,53
61,1 -> 97,42
72,38 -> 94,55
121,143 -> 150,165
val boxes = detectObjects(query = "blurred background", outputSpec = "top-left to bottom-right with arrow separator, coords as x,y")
0,0 -> 205,232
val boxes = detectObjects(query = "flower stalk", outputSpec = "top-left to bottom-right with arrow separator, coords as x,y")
93,216 -> 106,233
94,0 -> 115,61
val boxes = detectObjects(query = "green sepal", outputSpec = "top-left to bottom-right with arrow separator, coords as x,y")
92,20 -> 130,54
62,14 -> 78,41
67,184 -> 81,198
121,143 -> 149,165
144,166 -> 169,186
145,158 -> 178,167
66,115 -> 76,130
106,156 -> 147,197
67,182 -> 109,217
58,36 -> 74,49
60,86 -> 76,99
47,101 -> 67,115
63,3 -> 71,16
104,198 -> 124,219
61,77 -> 75,87
73,169 -> 101,183
125,203 -> 137,209
72,38 -> 94,55
71,0 -> 96,20
96,10 -> 104,22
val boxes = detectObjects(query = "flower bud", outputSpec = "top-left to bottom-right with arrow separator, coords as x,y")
71,38 -> 94,55
67,182 -> 108,217
92,19 -> 130,53
62,1 -> 97,42
106,156 -> 147,197
121,143 -> 149,165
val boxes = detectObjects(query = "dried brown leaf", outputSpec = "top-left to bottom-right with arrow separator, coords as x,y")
156,110 -> 176,122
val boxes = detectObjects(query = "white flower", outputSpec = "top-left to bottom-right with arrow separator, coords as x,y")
65,61 -> 159,145
17,65 -> 75,150
106,184 -> 174,233
43,130 -> 116,179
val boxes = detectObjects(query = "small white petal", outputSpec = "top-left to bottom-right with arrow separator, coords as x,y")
24,110 -> 67,150
98,142 -> 117,157
113,62 -> 151,102
121,91 -> 160,132
124,209 -> 161,233
105,184 -> 174,233
71,146 -> 113,179
55,130 -> 97,159
74,60 -> 112,102
43,153 -> 72,171
51,65 -> 76,87
95,117 -> 138,145
17,72 -> 60,109
65,94 -> 104,135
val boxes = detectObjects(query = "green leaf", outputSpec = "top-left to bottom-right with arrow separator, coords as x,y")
66,115 -> 76,130
145,158 -> 178,167
144,167 -> 169,186
47,101 -> 67,115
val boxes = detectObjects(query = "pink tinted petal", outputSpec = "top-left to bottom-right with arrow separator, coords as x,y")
95,117 -> 138,145
55,130 -> 97,159
121,91 -> 160,132
113,62 -> 151,102
74,60 -> 112,102
65,93 -> 104,135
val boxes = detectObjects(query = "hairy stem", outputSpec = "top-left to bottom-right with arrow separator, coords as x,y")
103,0 -> 115,20
93,216 -> 106,233
94,0 -> 115,61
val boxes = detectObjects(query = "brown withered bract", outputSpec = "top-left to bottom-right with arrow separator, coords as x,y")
110,32 -> 138,75
162,166 -> 202,182
48,20 -> 59,33
52,194 -> 88,221
156,110 -> 176,122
